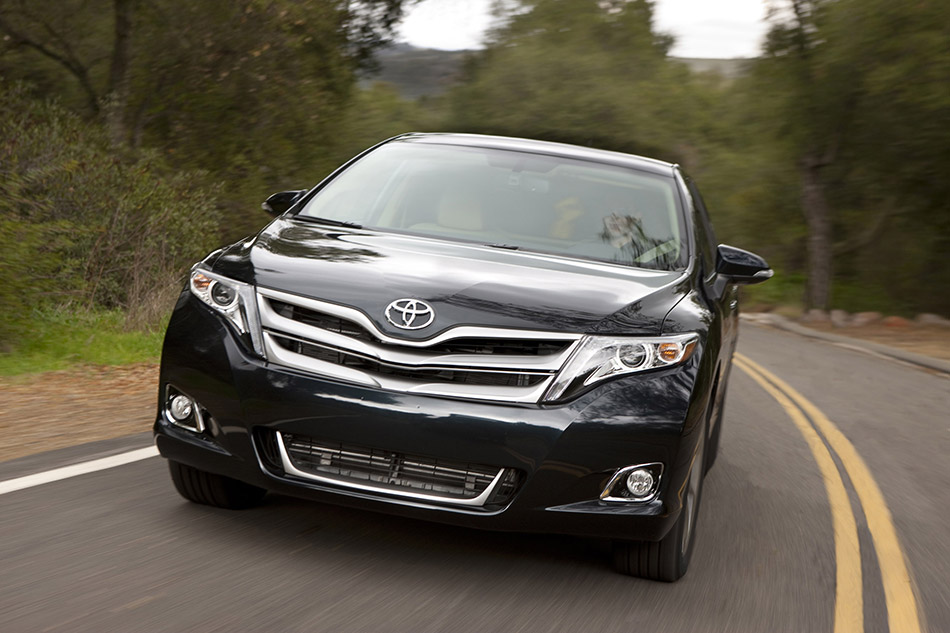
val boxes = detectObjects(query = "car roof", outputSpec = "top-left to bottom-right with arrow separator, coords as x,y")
388,133 -> 677,178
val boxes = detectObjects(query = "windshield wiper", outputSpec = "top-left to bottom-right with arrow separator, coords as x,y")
486,243 -> 520,250
293,215 -> 363,229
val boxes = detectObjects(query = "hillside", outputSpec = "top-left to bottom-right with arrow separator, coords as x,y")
363,43 -> 473,99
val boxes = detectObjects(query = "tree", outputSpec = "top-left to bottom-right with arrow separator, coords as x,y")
754,0 -> 950,312
0,0 -> 412,237
447,0 -> 708,161
753,0 -> 855,310
0,0 -> 408,145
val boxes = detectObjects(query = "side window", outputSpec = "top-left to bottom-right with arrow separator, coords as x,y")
683,174 -> 717,277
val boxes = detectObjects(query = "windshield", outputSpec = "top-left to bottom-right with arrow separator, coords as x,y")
298,141 -> 687,271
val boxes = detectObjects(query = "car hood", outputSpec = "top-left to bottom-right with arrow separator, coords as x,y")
212,219 -> 690,338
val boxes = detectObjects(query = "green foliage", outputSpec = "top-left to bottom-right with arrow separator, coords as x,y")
0,307 -> 165,375
831,280 -> 906,316
687,76 -> 806,276
0,218 -> 73,344
337,82 -> 432,154
0,83 -> 220,345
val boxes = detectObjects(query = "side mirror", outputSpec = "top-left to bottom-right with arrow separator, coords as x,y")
716,244 -> 773,285
262,189 -> 307,216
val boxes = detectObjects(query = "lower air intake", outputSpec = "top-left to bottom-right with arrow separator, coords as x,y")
278,433 -> 521,508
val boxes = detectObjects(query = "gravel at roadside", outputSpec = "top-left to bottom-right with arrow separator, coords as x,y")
0,364 -> 158,463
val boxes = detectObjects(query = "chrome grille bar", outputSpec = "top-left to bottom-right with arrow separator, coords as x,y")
271,333 -> 549,386
276,433 -> 515,507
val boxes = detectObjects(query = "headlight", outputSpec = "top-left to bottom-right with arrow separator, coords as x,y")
543,333 -> 698,402
189,267 -> 265,357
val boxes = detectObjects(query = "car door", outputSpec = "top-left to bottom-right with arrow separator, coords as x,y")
677,169 -> 737,446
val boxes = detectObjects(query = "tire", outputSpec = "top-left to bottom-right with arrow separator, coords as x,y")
168,460 -> 267,509
612,426 -> 706,582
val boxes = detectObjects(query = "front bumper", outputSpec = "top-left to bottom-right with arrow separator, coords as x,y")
154,294 -> 709,541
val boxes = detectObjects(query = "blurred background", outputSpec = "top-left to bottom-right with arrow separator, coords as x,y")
1,0 -> 948,372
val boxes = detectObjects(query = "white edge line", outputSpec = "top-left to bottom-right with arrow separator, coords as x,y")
0,446 -> 160,496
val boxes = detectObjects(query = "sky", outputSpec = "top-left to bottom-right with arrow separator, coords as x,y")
397,0 -> 770,59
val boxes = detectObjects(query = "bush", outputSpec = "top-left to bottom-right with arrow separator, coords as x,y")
0,218 -> 75,347
0,83 -> 221,346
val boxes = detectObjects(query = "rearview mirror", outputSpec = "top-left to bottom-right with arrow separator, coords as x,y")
716,244 -> 773,284
262,189 -> 307,216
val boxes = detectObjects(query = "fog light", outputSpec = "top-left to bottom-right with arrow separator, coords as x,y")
625,469 -> 655,497
601,462 -> 663,502
168,395 -> 194,421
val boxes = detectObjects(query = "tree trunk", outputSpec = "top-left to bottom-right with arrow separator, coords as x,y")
801,158 -> 833,310
107,0 -> 135,145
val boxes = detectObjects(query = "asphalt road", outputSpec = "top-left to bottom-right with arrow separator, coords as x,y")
1,323 -> 948,633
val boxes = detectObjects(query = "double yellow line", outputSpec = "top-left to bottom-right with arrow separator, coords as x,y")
734,353 -> 922,633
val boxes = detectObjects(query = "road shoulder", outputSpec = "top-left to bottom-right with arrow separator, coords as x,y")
742,313 -> 950,375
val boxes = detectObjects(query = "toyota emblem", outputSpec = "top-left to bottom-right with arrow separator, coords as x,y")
385,299 -> 436,330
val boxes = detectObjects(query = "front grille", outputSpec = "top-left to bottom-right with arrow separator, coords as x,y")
272,335 -> 548,388
282,433 -> 522,506
421,338 -> 571,356
269,298 -> 570,357
269,299 -> 375,342
257,287 -> 581,403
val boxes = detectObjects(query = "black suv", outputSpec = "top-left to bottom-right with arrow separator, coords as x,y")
154,133 -> 770,581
